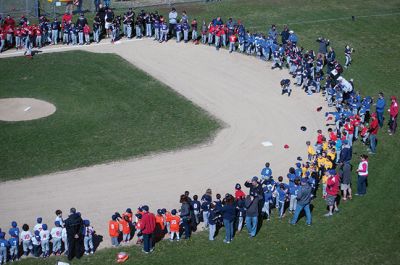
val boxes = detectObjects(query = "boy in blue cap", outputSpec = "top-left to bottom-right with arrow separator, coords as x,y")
260,162 -> 272,181
83,220 -> 95,255
0,232 -> 9,264
8,221 -> 19,261
34,217 -> 43,233
39,224 -> 50,257
51,221 -> 63,255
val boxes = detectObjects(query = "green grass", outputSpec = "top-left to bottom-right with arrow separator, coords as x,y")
0,51 -> 220,180
4,0 -> 400,264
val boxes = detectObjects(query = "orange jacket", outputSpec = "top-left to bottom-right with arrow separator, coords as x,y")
168,215 -> 180,232
155,215 -> 165,230
119,219 -> 131,234
108,220 -> 120,237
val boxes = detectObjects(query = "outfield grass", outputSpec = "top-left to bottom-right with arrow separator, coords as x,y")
4,0 -> 400,264
0,51 -> 220,180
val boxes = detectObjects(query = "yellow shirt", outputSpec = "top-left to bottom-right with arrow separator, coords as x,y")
307,145 -> 316,155
321,174 -> 328,184
322,142 -> 329,151
327,151 -> 336,161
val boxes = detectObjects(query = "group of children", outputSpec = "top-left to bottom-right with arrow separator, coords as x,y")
0,210 -> 95,263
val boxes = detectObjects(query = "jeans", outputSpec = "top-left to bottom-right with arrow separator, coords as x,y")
290,203 -> 312,225
111,236 -> 119,247
223,219 -> 233,242
229,41 -> 235,52
215,36 -> 220,49
202,33 -> 207,44
143,233 -> 152,253
183,30 -> 189,42
278,201 -> 285,217
170,231 -> 180,240
202,211 -> 209,228
237,216 -> 244,231
208,33 -> 213,44
63,33 -> 69,44
192,30 -> 198,41
176,31 -> 181,42
369,134 -> 377,153
289,195 -> 297,211
135,26 -> 142,38
357,175 -> 367,195
209,224 -> 216,240
377,111 -> 384,127
52,237 -> 62,253
146,23 -> 152,37
85,34 -> 90,44
221,34 -> 226,46
52,30 -> 58,44
123,233 -> 130,242
245,216 -> 258,237
16,36 -> 21,48
182,218 -> 191,239
93,29 -> 100,42
154,28 -> 160,40
35,36 -> 42,48
84,235 -> 93,252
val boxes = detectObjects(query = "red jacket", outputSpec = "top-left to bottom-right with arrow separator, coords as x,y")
229,34 -> 237,43
390,100 -> 398,117
369,117 -> 379,135
326,175 -> 339,196
141,212 -> 156,235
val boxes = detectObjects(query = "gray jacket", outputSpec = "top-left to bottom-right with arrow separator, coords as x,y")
296,183 -> 312,205
245,196 -> 259,217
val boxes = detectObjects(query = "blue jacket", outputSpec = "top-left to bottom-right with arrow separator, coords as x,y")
220,204 -> 236,221
261,167 -> 272,178
376,98 -> 386,113
208,209 -> 218,225
0,238 -> 9,248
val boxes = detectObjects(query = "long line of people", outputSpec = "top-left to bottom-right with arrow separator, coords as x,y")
0,4 -> 398,264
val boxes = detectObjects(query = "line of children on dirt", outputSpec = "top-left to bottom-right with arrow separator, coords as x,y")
0,210 -> 95,263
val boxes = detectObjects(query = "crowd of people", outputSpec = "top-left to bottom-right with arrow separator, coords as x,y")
0,2 -> 399,263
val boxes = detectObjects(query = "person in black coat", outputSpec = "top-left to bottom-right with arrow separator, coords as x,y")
64,208 -> 83,260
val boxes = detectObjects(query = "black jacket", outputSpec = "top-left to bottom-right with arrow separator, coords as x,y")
65,213 -> 83,239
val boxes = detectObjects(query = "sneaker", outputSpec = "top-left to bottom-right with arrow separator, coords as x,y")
334,208 -> 340,212
324,213 -> 333,217
90,251 -> 94,254
85,252 -> 89,256
307,223 -> 312,226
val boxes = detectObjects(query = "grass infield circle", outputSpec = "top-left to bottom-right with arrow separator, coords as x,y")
0,98 -> 56,122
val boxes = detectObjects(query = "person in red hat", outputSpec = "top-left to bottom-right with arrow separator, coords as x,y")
368,113 -> 379,154
388,96 -> 398,135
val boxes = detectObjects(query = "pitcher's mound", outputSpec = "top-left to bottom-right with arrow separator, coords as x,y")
0,98 -> 56,121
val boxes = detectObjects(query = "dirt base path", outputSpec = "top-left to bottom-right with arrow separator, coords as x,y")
0,39 -> 327,248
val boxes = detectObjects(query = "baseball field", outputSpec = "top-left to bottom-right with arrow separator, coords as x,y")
0,0 -> 399,264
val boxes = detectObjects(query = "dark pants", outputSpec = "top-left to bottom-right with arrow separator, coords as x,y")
143,233 -> 153,253
182,218 -> 191,239
377,111 -> 384,128
389,115 -> 398,133
357,175 -> 367,195
67,237 -> 83,260
169,23 -> 176,39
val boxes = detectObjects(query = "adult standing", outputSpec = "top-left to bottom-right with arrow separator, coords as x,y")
168,7 -> 178,39
388,96 -> 398,135
355,155 -> 369,196
141,205 -> 156,254
220,194 -> 236,243
280,25 -> 289,47
368,113 -> 379,154
64,208 -> 83,260
200,189 -> 212,229
324,170 -> 340,217
179,195 -> 191,239
290,178 -> 312,226
375,92 -> 386,128
245,195 -> 259,237
339,162 -> 352,201
94,0 -> 100,12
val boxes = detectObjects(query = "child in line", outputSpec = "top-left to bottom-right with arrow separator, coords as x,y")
34,217 -> 43,233
51,221 -> 63,255
208,203 -> 217,241
61,226 -> 68,255
20,224 -> 33,256
277,183 -> 288,219
55,210 -> 64,227
8,222 -> 19,261
0,232 -> 9,264
39,224 -> 50,257
83,220 -> 95,255
120,215 -> 131,243
108,214 -> 120,247
168,209 -> 180,241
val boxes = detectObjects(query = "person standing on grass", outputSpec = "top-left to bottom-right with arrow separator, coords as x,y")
290,178 -> 312,226
368,113 -> 379,154
220,194 -> 236,243
388,96 -> 398,135
168,7 -> 178,39
245,194 -> 259,238
339,162 -> 352,201
375,92 -> 386,128
179,195 -> 191,239
64,208 -> 83,260
324,170 -> 340,217
141,205 -> 156,254
355,155 -> 369,196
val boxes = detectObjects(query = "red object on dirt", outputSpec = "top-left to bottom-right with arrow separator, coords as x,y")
327,116 -> 333,121
317,106 -> 323,112
284,144 -> 289,149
